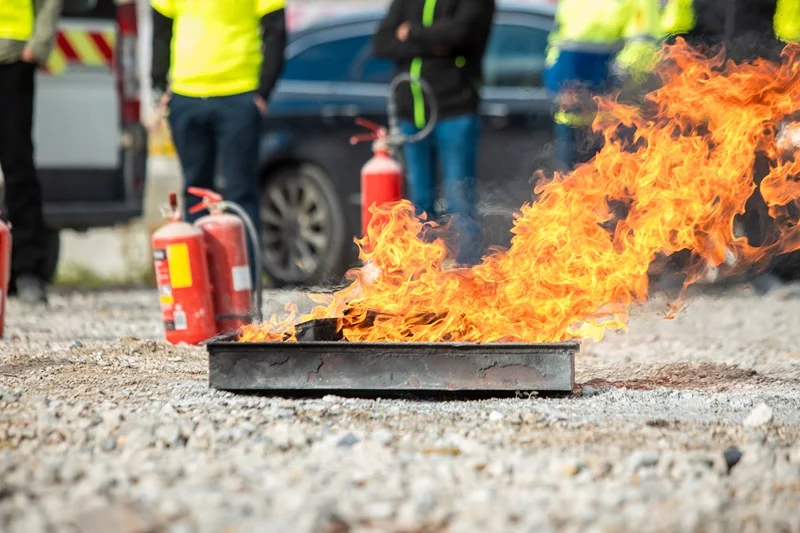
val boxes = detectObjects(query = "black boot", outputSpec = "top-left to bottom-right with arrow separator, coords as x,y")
14,274 -> 47,305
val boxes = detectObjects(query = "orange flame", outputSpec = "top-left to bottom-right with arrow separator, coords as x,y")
240,40 -> 800,344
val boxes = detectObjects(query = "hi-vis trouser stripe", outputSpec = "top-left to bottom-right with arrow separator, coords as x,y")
40,29 -> 116,75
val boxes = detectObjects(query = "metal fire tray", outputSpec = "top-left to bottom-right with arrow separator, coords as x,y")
205,321 -> 578,394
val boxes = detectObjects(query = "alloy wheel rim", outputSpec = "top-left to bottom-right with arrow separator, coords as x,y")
261,176 -> 331,281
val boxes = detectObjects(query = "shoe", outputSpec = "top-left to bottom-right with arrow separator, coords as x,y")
15,275 -> 48,305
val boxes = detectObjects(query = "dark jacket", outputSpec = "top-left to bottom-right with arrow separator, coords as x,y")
372,0 -> 495,126
686,0 -> 785,62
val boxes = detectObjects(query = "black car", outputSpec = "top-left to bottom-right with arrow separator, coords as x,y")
256,2 -> 556,287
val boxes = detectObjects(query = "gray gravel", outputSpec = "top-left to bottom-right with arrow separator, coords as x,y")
1,284 -> 799,533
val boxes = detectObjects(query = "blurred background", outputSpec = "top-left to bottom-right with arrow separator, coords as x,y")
2,0 -> 560,290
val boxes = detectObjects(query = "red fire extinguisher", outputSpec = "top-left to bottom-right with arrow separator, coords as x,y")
152,193 -> 218,345
0,214 -> 11,339
349,74 -> 438,235
187,187 -> 263,335
350,118 -> 404,235
151,190 -> 263,345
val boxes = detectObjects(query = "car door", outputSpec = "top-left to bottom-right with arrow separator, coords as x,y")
478,12 -> 555,248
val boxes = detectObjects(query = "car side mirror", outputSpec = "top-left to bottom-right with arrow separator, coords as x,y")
61,0 -> 99,16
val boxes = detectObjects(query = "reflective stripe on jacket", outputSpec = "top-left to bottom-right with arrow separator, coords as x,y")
372,0 -> 496,127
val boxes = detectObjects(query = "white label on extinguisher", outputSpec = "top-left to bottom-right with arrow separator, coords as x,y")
173,308 -> 188,331
232,265 -> 252,292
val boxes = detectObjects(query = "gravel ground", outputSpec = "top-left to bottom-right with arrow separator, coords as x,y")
1,283 -> 799,533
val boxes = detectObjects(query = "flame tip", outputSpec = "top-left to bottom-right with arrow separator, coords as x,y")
240,41 -> 800,344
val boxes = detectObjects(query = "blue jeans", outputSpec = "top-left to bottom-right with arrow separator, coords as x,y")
554,122 -> 603,174
168,91 -> 262,286
400,113 -> 482,265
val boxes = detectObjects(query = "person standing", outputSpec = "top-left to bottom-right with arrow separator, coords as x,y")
682,0 -> 800,290
0,0 -> 62,304
544,0 -> 662,173
373,0 -> 496,266
684,0 -> 800,62
150,0 -> 287,285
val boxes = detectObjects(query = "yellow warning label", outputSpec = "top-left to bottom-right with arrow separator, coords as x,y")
160,294 -> 175,306
166,243 -> 193,289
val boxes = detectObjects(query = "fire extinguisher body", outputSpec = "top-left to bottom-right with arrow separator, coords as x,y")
361,148 -> 403,235
0,219 -> 10,339
194,213 -> 253,334
152,221 -> 217,345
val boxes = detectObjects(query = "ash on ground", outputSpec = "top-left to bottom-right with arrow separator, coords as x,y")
1,286 -> 799,533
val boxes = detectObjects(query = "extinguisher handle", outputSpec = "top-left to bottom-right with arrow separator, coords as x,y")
349,117 -> 388,146
187,203 -> 208,215
349,132 -> 378,145
354,117 -> 384,132
187,187 -> 223,214
188,187 -> 223,203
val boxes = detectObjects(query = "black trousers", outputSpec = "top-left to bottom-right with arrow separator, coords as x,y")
0,61 -> 47,283
743,154 -> 800,282
167,92 -> 262,288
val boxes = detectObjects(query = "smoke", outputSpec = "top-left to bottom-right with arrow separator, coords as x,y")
686,0 -> 786,63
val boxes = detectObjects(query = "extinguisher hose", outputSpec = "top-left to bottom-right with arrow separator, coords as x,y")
218,200 -> 264,324
386,72 -> 439,148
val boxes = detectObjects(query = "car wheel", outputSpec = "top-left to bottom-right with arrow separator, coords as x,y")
260,163 -> 347,288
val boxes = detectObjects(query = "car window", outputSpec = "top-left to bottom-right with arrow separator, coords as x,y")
353,54 -> 395,84
350,39 -> 395,84
484,23 -> 549,88
282,35 -> 368,82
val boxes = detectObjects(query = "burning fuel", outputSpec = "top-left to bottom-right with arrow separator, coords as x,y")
240,40 -> 800,344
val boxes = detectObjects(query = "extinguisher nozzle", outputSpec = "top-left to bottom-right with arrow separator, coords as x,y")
168,192 -> 178,210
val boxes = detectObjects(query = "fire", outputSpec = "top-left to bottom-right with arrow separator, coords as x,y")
240,39 -> 800,344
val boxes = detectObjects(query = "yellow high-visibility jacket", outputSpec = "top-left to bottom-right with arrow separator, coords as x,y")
545,0 -> 662,126
0,0 -> 61,66
775,0 -> 800,42
659,0 -> 696,37
545,0 -> 662,90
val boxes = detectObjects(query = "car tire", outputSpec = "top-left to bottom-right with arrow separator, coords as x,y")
260,163 -> 347,288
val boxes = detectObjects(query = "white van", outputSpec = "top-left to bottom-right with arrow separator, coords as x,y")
0,0 -> 147,281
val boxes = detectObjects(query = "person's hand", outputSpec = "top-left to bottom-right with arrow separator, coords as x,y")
254,95 -> 268,116
21,47 -> 37,64
148,89 -> 171,131
396,22 -> 410,42
158,90 -> 171,110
